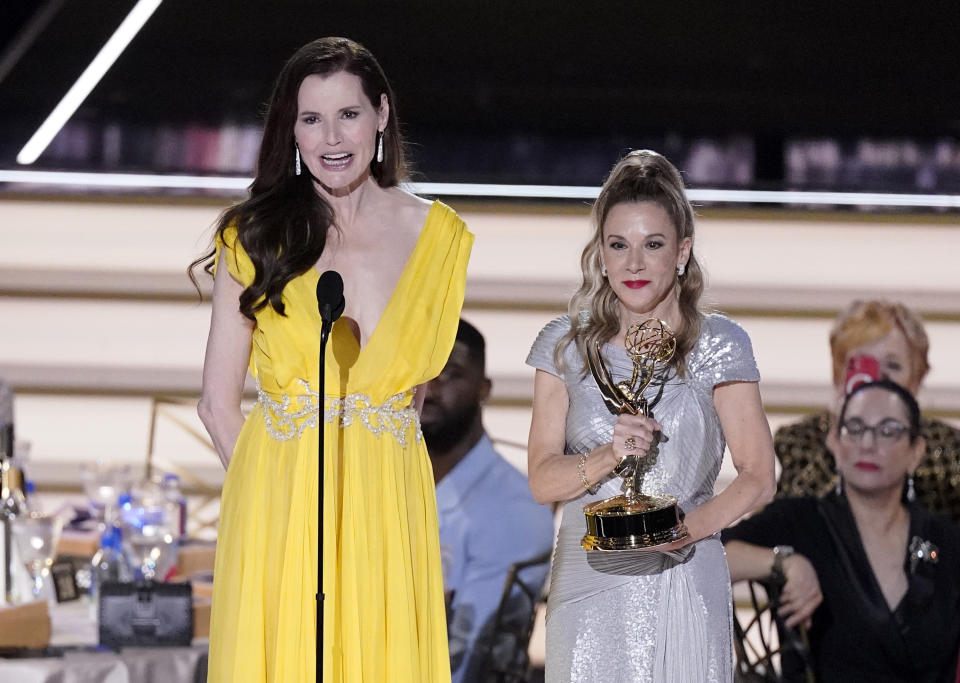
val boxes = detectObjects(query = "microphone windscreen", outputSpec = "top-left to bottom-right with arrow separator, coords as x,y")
316,270 -> 345,322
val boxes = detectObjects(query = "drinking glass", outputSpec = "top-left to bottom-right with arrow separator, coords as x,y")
120,481 -> 179,581
80,462 -> 133,526
11,513 -> 63,600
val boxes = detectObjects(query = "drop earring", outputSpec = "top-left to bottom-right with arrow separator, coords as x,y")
376,130 -> 384,163
835,474 -> 843,496
601,264 -> 607,277
906,474 -> 916,502
677,263 -> 686,277
294,144 -> 301,176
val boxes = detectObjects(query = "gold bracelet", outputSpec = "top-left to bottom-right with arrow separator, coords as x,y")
578,452 -> 600,495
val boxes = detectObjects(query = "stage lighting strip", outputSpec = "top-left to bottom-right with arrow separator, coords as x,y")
16,0 -> 164,165
0,170 -> 959,208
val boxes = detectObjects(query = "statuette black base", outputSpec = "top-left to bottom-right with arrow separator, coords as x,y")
582,493 -> 689,550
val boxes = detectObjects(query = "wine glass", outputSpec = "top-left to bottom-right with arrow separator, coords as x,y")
80,462 -> 133,527
11,513 -> 63,601
120,481 -> 178,582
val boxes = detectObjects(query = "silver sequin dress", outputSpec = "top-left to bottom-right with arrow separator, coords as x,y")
526,313 -> 760,683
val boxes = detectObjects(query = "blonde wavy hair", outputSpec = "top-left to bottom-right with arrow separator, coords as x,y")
554,150 -> 705,377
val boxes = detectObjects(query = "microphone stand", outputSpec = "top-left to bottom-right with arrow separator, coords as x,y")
317,316 -> 332,682
315,271 -> 343,683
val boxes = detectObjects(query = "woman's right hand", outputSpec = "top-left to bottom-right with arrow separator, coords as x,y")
611,412 -> 663,466
779,553 -> 822,629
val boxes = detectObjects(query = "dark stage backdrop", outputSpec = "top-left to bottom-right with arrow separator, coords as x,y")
1,1 -> 959,191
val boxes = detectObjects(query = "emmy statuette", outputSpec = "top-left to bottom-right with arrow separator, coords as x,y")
581,319 -> 690,551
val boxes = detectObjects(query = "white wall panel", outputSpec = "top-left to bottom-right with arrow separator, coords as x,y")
1,196 -> 957,502
0,297 -> 210,368
0,199 -> 222,271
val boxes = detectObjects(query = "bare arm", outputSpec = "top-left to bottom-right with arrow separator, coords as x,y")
725,539 -> 779,581
526,369 -> 661,505
197,260 -> 254,469
726,540 -> 822,628
681,381 -> 777,543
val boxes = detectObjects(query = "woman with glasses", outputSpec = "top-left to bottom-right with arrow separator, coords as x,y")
723,379 -> 960,682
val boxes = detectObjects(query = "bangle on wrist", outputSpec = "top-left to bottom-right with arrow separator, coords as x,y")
578,452 -> 600,495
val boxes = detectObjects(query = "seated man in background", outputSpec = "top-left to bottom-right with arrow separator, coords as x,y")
775,299 -> 960,523
422,320 -> 555,683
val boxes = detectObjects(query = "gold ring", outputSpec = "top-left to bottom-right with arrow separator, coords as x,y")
624,436 -> 637,451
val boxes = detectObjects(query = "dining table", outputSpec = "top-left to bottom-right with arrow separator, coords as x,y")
0,598 -> 208,683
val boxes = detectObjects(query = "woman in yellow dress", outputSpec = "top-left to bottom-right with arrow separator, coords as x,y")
194,37 -> 473,682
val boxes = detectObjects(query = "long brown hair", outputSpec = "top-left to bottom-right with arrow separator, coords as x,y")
189,37 -> 408,319
555,150 -> 705,377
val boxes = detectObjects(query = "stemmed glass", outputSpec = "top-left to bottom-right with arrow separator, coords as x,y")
79,462 -> 133,528
120,480 -> 178,582
11,513 -> 63,600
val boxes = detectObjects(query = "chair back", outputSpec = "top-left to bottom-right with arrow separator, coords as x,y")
470,550 -> 552,683
733,577 -> 814,683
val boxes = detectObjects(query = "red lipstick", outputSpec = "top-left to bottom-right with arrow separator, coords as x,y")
854,462 -> 880,471
623,280 -> 651,289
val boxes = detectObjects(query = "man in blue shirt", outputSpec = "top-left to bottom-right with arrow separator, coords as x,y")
422,320 -> 555,683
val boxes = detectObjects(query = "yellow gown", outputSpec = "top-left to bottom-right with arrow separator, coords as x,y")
208,201 -> 473,682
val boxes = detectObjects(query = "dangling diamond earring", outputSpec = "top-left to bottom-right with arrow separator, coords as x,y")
906,474 -> 916,502
376,130 -> 384,163
600,264 -> 607,278
835,474 -> 843,496
677,263 -> 686,277
294,144 -> 301,176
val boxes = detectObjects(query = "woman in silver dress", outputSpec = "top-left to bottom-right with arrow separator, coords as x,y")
526,150 -> 776,682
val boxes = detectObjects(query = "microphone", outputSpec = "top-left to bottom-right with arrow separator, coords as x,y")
316,270 -> 345,325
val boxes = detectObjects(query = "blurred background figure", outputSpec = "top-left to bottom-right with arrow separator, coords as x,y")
725,379 -> 960,682
422,320 -> 554,683
776,299 -> 960,522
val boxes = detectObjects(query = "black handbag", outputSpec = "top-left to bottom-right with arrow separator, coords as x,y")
98,580 -> 193,649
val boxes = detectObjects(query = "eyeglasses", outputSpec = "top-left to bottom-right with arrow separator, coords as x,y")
839,417 -> 909,444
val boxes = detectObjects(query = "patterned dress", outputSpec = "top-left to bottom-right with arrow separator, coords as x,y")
775,412 -> 960,524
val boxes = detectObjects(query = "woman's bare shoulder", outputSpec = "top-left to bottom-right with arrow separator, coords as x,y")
384,188 -> 434,232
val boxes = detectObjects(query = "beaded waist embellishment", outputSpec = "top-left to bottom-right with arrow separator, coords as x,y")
256,377 -> 420,447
